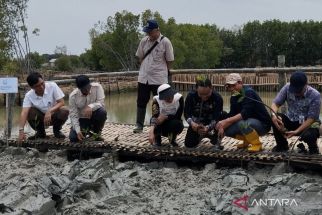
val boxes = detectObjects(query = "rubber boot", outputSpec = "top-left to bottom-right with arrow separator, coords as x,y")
133,107 -> 146,133
235,134 -> 250,149
153,135 -> 162,147
168,133 -> 178,147
244,130 -> 262,152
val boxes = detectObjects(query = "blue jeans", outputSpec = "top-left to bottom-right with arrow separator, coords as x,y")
224,118 -> 270,137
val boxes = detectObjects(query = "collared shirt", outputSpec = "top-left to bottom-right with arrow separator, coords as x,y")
69,83 -> 105,133
184,90 -> 223,126
23,82 -> 64,113
273,84 -> 321,121
136,34 -> 174,85
150,93 -> 183,125
228,86 -> 271,129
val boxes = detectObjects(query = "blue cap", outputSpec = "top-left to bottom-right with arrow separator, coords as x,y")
143,20 -> 159,33
289,71 -> 307,94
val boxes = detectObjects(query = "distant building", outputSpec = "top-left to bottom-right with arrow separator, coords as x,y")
49,58 -> 57,67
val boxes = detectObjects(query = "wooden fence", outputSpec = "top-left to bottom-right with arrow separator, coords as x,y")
10,66 -> 322,106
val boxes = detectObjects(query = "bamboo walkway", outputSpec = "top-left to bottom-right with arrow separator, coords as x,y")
1,122 -> 322,169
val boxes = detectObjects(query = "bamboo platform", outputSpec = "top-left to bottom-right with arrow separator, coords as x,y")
1,122 -> 322,169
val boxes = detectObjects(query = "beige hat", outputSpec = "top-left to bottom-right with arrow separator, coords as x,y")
226,73 -> 242,84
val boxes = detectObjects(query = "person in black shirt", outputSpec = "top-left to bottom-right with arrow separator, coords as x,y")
149,84 -> 184,147
216,73 -> 271,152
184,76 -> 223,148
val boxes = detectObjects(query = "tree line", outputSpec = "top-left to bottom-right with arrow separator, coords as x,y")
2,7 -> 322,73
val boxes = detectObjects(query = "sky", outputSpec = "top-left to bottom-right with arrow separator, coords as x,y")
25,0 -> 322,55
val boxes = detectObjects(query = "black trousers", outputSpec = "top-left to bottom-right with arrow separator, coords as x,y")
272,114 -> 320,150
137,82 -> 160,109
28,106 -> 69,133
69,107 -> 107,142
154,119 -> 184,138
184,126 -> 218,148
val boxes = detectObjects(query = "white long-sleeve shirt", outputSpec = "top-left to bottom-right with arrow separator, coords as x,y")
69,83 -> 105,133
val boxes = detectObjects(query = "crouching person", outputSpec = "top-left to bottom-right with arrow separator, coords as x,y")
184,77 -> 223,148
69,75 -> 107,142
148,84 -> 184,147
215,73 -> 271,152
271,71 -> 321,154
18,72 -> 69,143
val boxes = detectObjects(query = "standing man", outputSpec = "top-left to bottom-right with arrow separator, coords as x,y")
18,72 -> 69,142
215,73 -> 271,152
184,77 -> 223,148
69,75 -> 107,142
271,71 -> 321,154
133,19 -> 174,133
148,84 -> 184,147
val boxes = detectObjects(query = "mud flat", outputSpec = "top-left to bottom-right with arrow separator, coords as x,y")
0,147 -> 322,215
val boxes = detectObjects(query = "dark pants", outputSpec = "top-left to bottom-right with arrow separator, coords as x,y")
154,119 -> 184,141
273,114 -> 320,151
137,82 -> 160,109
184,126 -> 218,148
28,106 -> 69,134
69,107 -> 107,142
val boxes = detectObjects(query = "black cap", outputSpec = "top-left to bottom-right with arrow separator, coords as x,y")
289,71 -> 307,94
143,20 -> 159,33
75,75 -> 90,90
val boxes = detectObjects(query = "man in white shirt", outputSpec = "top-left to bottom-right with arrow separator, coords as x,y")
18,72 -> 69,142
69,75 -> 107,142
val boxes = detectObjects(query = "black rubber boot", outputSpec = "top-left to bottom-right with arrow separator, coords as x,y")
53,123 -> 65,139
153,135 -> 162,147
133,107 -> 146,133
169,134 -> 178,147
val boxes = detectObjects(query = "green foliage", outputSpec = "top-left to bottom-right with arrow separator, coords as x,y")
1,60 -> 19,75
86,10 -> 140,71
0,0 -> 29,73
55,55 -> 83,72
27,52 -> 46,69
168,23 -> 222,68
219,20 -> 322,67
65,10 -> 322,70
85,10 -> 223,71
55,56 -> 72,72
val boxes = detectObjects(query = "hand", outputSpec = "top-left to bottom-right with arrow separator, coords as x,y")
272,115 -> 285,132
17,130 -> 25,145
77,132 -> 85,141
44,111 -> 52,126
284,130 -> 298,138
156,114 -> 168,125
215,120 -> 229,131
198,125 -> 208,136
191,122 -> 200,132
82,106 -> 92,119
148,129 -> 155,144
217,127 -> 225,138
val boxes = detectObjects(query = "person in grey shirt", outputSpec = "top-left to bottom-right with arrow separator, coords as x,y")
69,75 -> 107,142
133,19 -> 174,133
271,71 -> 321,154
